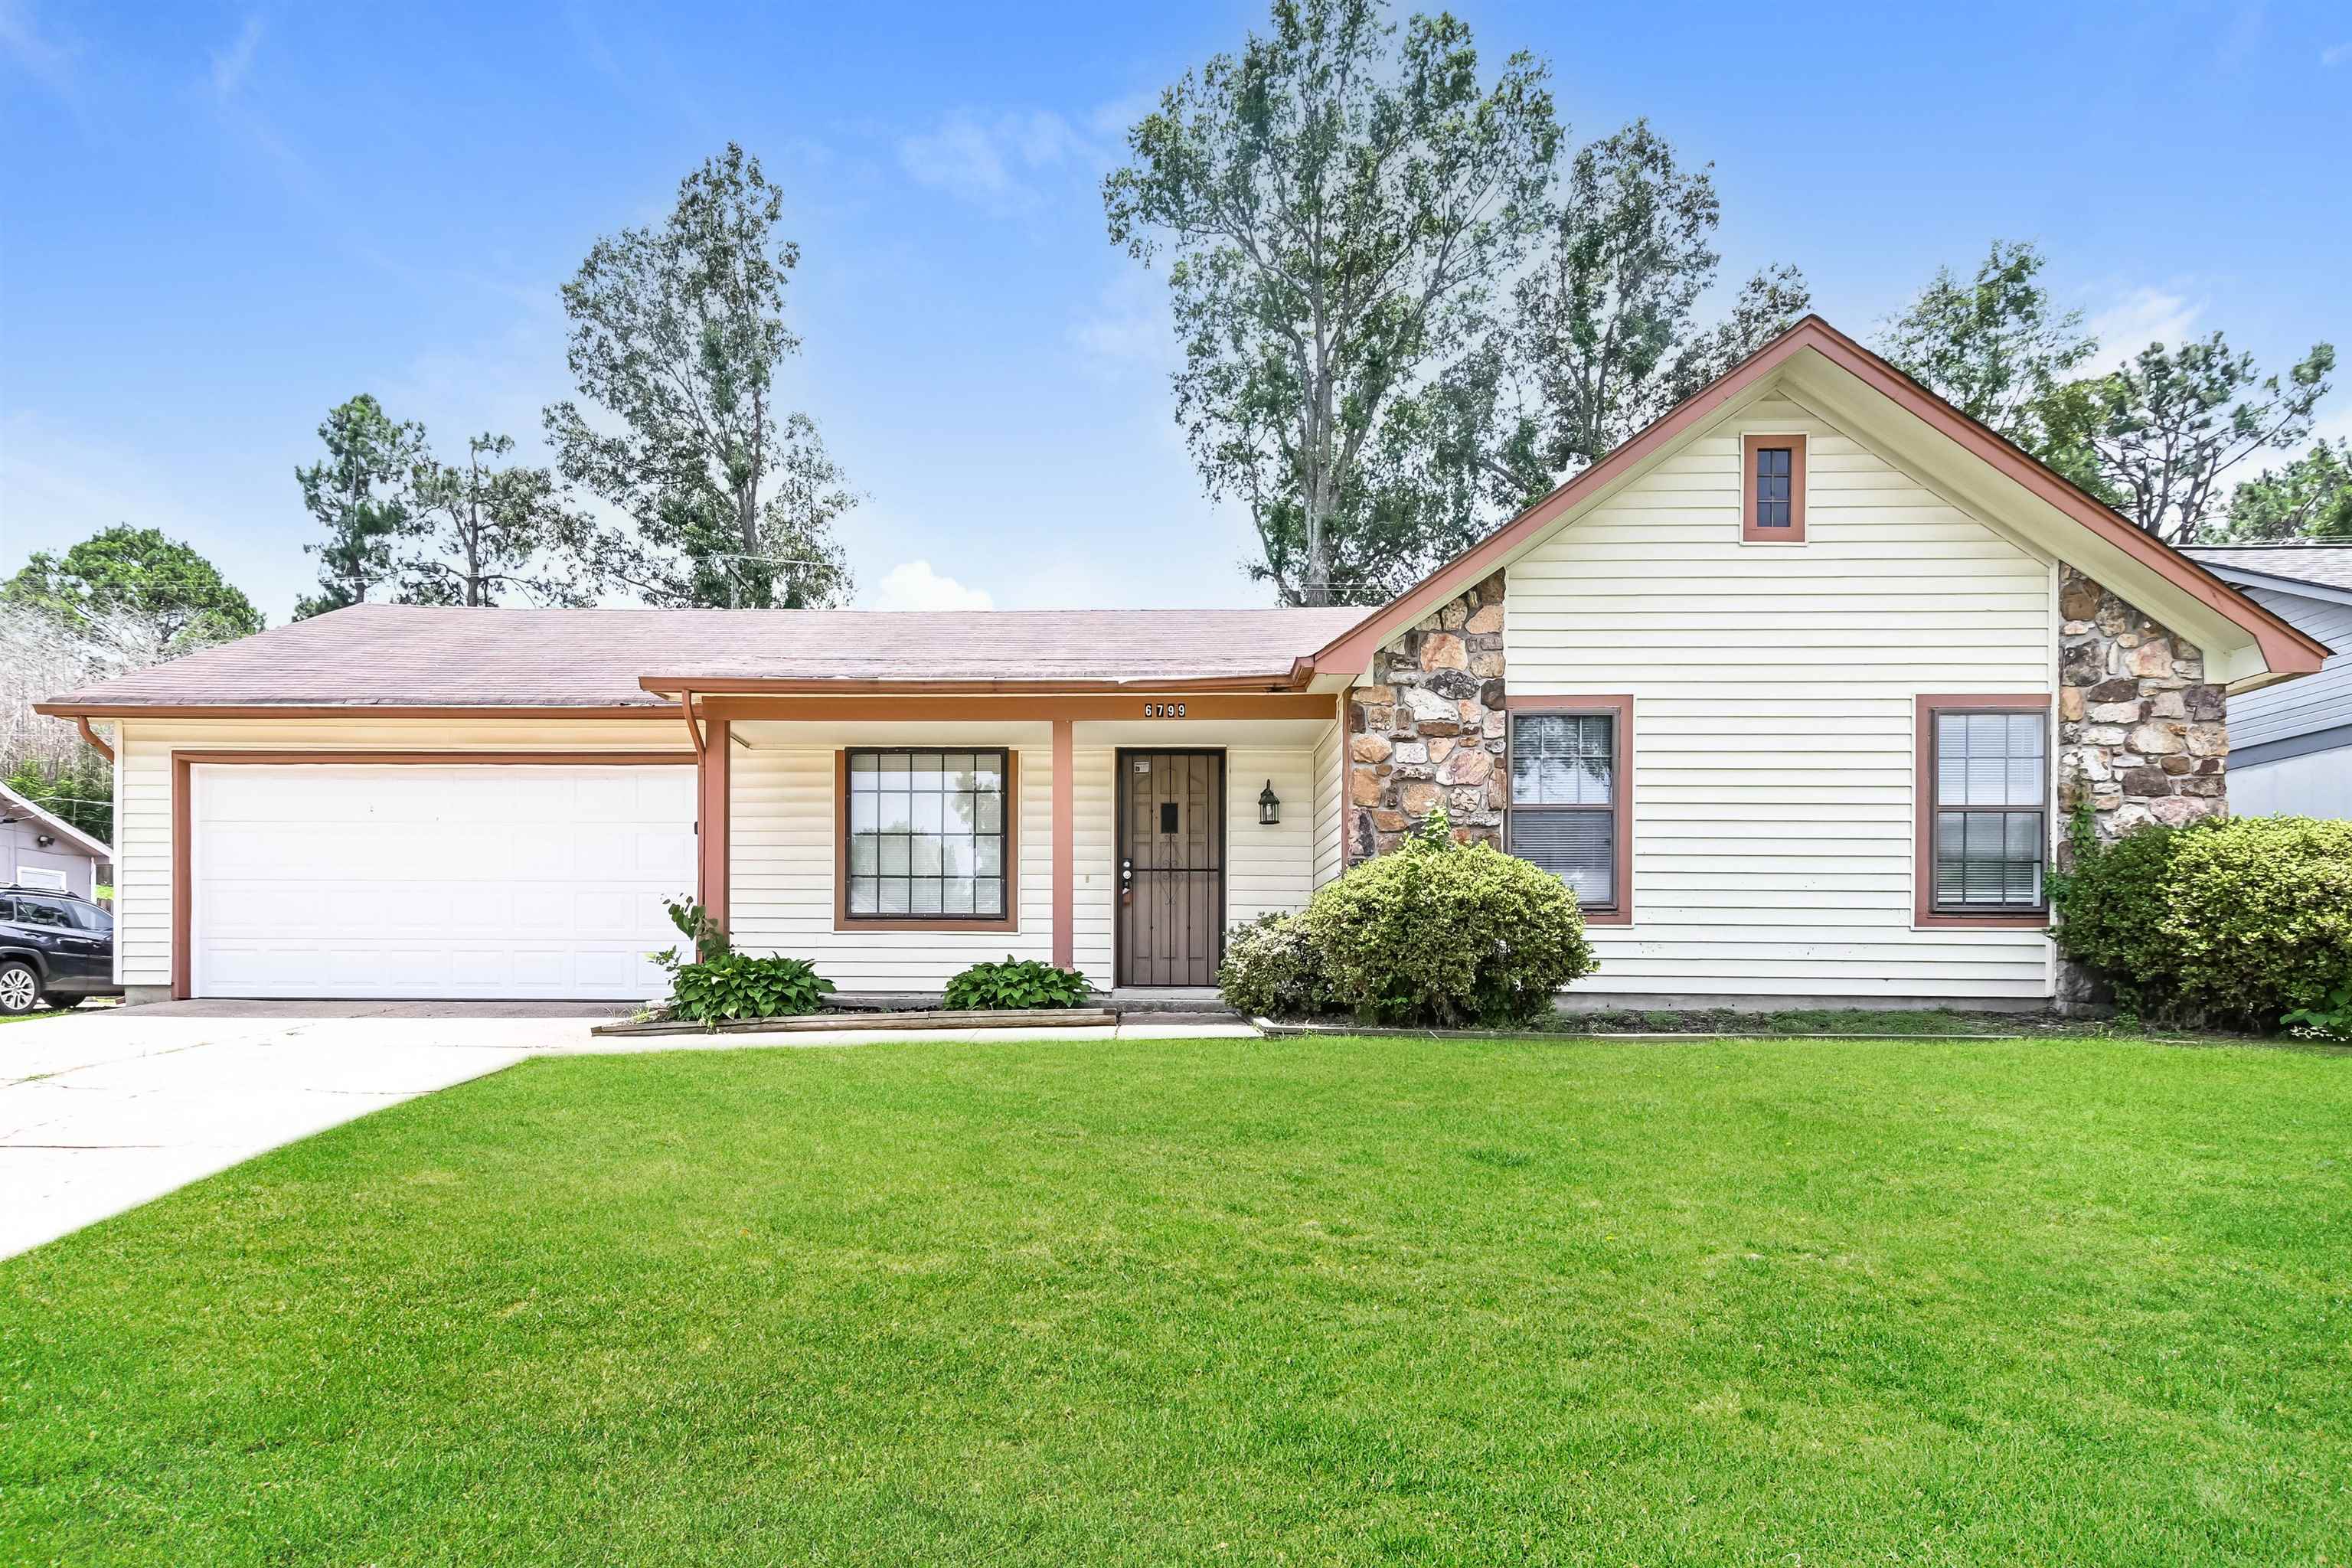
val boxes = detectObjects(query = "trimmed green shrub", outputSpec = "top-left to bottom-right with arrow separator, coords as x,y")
943,957 -> 1093,1010
2046,822 -> 2183,1004
1217,912 -> 1339,1019
1297,809 -> 1596,1027
2054,815 -> 2352,1027
668,954 -> 834,1024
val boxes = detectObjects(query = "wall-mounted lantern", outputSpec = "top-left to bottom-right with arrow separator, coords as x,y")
1257,779 -> 1281,825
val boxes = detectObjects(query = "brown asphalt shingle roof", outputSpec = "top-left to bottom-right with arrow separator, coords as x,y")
39,603 -> 1370,710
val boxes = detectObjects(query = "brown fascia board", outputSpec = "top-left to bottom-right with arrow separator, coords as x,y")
1311,315 -> 2328,681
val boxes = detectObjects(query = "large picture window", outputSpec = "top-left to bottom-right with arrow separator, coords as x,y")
1916,697 -> 2050,926
1506,697 -> 1632,923
841,749 -> 1013,925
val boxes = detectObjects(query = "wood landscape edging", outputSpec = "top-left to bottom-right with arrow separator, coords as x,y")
591,1007 -> 1122,1037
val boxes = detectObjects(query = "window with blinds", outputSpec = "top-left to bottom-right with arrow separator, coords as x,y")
844,750 -> 1008,919
1507,712 -> 1619,910
1930,710 -> 2047,913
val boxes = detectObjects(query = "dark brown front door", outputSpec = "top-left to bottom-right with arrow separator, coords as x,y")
1117,750 -> 1226,987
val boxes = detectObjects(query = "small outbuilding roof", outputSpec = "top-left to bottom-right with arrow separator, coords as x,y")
0,779 -> 114,862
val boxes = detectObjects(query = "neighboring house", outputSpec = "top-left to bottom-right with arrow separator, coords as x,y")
2180,544 -> 2352,818
0,779 -> 113,900
36,318 -> 2324,1009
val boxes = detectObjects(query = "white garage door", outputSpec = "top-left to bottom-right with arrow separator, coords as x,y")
191,763 -> 698,1000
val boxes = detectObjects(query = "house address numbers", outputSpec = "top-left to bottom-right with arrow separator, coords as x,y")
1142,702 -> 1188,718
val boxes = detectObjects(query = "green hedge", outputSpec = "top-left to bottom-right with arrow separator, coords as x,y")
2054,815 -> 2352,1030
1221,810 -> 1597,1027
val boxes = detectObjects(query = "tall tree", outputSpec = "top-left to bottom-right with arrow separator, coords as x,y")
3,524 -> 263,647
1874,240 -> 2096,448
544,144 -> 855,609
1103,0 -> 1560,605
400,433 -> 596,606
2057,334 -> 2336,544
1462,123 -> 1811,511
294,394 -> 426,619
2216,438 -> 2352,541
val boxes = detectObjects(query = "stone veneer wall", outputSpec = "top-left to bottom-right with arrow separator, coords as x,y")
1345,571 -> 1508,860
2057,566 -> 2229,851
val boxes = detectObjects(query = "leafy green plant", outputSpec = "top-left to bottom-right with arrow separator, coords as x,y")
2283,981 -> 2352,1042
1217,912 -> 1339,1019
668,953 -> 834,1025
652,897 -> 732,970
648,896 -> 829,1025
2054,815 -> 2352,1029
942,957 -> 1093,1011
1298,805 -> 1596,1027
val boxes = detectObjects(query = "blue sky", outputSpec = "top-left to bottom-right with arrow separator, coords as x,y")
4,0 -> 2347,621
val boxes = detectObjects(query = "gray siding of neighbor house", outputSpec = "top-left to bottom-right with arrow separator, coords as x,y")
3,817 -> 102,899
2227,585 -> 2352,752
2223,584 -> 2352,820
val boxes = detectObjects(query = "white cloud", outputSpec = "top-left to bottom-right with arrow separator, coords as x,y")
2324,41 -> 2351,66
0,0 -> 77,100
2308,401 -> 2352,449
897,109 -> 1086,214
2086,286 -> 2203,370
208,14 -> 263,100
893,106 -> 1124,214
1068,270 -> 1176,379
868,560 -> 995,612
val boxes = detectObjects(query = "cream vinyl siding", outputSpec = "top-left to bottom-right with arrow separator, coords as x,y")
1311,716 -> 1345,888
727,744 -> 1054,991
112,717 -> 688,990
726,741 -> 1318,992
1226,747 -> 1318,926
1071,746 -> 1117,985
1504,396 -> 2057,999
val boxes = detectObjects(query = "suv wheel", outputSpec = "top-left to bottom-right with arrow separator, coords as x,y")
0,961 -> 42,1015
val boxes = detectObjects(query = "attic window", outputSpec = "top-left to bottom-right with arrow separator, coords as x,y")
1742,433 -> 1807,543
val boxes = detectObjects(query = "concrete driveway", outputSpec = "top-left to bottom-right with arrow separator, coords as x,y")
0,999 -> 1259,1262
0,1001 -> 616,1260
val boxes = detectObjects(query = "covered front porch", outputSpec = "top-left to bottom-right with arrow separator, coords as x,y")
681,692 -> 1346,992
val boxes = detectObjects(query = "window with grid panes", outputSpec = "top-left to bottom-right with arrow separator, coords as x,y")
844,750 -> 1008,919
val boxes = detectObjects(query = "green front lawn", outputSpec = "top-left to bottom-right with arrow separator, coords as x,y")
5,1035 -> 2347,1563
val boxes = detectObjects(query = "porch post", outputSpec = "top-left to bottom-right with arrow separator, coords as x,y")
1051,717 -> 1073,972
697,716 -> 730,931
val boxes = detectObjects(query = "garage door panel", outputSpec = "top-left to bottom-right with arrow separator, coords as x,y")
191,764 -> 696,1000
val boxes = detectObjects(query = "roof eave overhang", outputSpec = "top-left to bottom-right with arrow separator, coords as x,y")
30,701 -> 678,720
1774,340 -> 2328,694
1305,315 -> 2328,694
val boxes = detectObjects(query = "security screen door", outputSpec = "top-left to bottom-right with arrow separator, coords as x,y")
1116,750 -> 1225,987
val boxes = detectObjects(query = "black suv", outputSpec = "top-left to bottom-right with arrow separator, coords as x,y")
0,887 -> 119,1014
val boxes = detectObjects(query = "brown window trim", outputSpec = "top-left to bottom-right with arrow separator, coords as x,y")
1741,433 -> 1807,543
1913,694 -> 2053,929
1502,694 -> 1633,926
833,747 -> 1019,933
